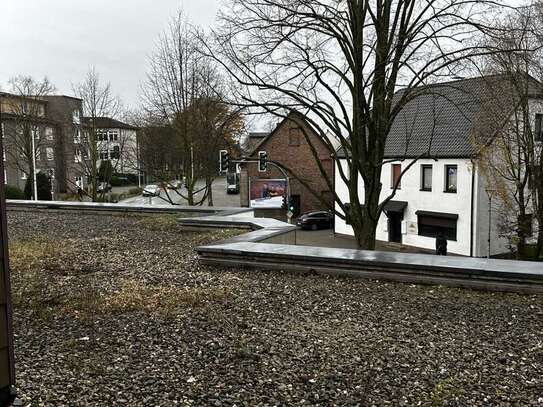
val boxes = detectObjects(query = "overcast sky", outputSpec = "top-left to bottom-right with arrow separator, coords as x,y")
1,0 -> 526,114
1,0 -> 220,109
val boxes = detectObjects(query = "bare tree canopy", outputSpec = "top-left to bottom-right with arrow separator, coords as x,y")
73,67 -> 124,201
209,0 -> 516,249
474,2 -> 543,258
3,76 -> 56,199
141,11 -> 245,206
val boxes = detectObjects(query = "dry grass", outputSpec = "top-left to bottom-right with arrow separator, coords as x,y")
137,214 -> 181,232
9,238 -> 232,318
99,280 -> 232,317
9,239 -> 74,315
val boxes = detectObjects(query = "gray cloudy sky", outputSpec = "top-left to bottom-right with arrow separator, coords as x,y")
1,0 -> 220,108
1,0 -> 525,112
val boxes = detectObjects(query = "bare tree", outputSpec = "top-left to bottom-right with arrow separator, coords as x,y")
73,67 -> 122,201
142,12 -> 244,206
208,0 -> 512,249
3,76 -> 55,198
473,3 -> 543,258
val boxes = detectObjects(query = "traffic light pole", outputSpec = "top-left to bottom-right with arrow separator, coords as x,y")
231,159 -> 292,222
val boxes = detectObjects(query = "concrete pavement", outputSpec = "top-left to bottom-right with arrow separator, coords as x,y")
121,177 -> 241,207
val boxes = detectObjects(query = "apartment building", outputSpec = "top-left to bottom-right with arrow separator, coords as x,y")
82,117 -> 140,178
0,93 -> 84,195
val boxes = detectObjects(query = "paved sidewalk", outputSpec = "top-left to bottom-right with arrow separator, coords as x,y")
294,229 -> 437,254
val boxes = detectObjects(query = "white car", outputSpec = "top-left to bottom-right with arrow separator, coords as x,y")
167,180 -> 182,190
142,184 -> 161,197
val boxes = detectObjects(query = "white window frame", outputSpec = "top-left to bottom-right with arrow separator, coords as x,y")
45,127 -> 54,140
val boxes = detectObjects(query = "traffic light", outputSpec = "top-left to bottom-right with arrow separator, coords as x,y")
219,150 -> 229,174
288,197 -> 295,213
258,151 -> 268,172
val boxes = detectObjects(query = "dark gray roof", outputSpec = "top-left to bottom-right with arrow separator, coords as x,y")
339,74 -> 543,159
83,117 -> 138,131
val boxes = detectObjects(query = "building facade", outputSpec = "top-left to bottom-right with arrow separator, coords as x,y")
0,93 -> 85,196
334,76 -> 542,257
82,117 -> 140,184
240,113 -> 334,214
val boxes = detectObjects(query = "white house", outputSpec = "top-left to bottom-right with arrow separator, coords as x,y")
334,75 -> 542,257
83,117 -> 140,177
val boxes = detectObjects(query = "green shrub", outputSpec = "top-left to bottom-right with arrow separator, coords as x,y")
24,172 -> 52,201
110,176 -> 123,187
4,185 -> 25,200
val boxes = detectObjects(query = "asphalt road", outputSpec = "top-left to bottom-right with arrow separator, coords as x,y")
121,177 -> 241,207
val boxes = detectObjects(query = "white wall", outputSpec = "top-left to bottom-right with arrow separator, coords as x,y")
335,158 -> 479,256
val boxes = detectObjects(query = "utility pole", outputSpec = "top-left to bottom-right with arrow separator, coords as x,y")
30,123 -> 38,201
486,188 -> 496,259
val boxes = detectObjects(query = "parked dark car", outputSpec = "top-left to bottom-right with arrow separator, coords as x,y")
296,211 -> 334,231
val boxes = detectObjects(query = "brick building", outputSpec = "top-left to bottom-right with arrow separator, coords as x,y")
240,113 -> 334,215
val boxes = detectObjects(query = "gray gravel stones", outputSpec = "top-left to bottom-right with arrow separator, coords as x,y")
7,209 -> 543,406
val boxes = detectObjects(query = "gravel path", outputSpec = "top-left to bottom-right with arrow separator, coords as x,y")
7,209 -> 543,406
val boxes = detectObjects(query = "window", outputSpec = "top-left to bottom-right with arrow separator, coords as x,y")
421,165 -> 432,191
73,109 -> 81,124
74,128 -> 81,144
2,146 -> 5,162
289,128 -> 301,146
111,145 -> 120,159
3,169 -> 6,184
46,147 -> 54,161
35,148 -> 41,161
97,131 -> 108,141
32,127 -> 40,141
45,127 -> 54,140
100,151 -> 109,160
391,164 -> 401,189
109,131 -> 119,141
535,114 -> 543,142
445,165 -> 457,193
1,122 -> 4,138
417,211 -> 458,241
74,148 -> 82,163
21,171 -> 27,180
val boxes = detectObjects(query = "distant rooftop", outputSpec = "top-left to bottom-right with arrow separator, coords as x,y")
83,117 -> 138,131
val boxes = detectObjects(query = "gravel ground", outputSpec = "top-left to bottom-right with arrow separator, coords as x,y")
7,209 -> 543,406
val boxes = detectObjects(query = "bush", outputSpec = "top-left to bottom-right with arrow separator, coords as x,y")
24,172 -> 52,201
4,185 -> 25,200
110,176 -> 123,187
128,187 -> 143,195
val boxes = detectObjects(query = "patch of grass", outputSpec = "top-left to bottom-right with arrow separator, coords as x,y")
9,239 -> 75,314
429,377 -> 464,406
100,280 -> 232,317
9,239 -> 67,273
138,214 -> 180,232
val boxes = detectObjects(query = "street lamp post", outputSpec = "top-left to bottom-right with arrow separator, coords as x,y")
30,124 -> 38,201
485,188 -> 496,259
